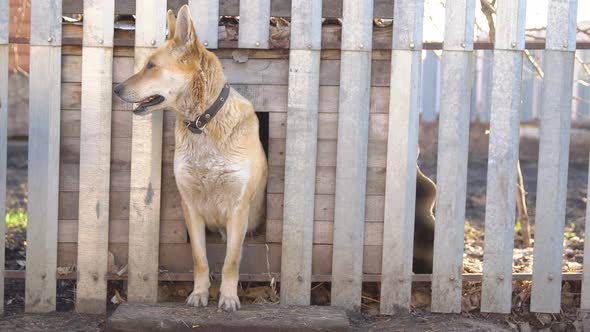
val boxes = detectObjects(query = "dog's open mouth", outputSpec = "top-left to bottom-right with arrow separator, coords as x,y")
134,95 -> 165,114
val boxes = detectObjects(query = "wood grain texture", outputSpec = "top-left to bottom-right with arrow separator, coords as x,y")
279,8 -> 321,305
189,0 -> 219,49
127,38 -> 165,303
82,0 -> 115,47
75,0 -> 115,313
278,0 -> 322,305
135,0 -> 167,48
107,303 -> 350,332
29,0 -> 62,46
26,45 -> 62,313
60,55 -> 394,87
0,43 -> 7,315
430,0 -> 476,313
238,0 -> 270,49
62,0 -> 397,19
583,145 -> 590,311
480,50 -> 524,314
480,0 -> 526,313
531,50 -> 575,314
380,49 -> 422,314
431,51 -> 473,313
330,0 -> 373,312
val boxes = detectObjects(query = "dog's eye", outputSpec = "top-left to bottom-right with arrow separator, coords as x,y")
146,61 -> 155,69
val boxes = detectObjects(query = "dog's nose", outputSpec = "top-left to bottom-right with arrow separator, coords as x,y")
113,84 -> 124,96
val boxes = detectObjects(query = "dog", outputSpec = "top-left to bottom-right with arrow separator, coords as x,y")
413,165 -> 436,274
114,5 -> 268,311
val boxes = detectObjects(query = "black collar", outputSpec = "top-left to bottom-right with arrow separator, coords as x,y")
183,83 -> 231,134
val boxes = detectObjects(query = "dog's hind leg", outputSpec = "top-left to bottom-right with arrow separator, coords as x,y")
218,205 -> 249,311
181,200 -> 210,307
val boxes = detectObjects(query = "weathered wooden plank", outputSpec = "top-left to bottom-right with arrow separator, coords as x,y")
481,55 -> 525,311
421,50 -> 439,121
269,138 -> 387,168
582,146 -> 590,312
478,50 -> 493,122
62,0 -> 396,19
60,54 -> 394,87
521,54 -> 535,121
26,0 -> 63,312
75,0 -> 115,314
238,0 -> 270,49
0,6 -> 8,313
331,0 -> 373,312
379,0 -> 424,315
270,113 -> 389,140
380,50 -> 422,314
430,2 -> 475,313
82,0 -> 115,47
30,0 -> 62,46
545,0 -> 577,52
127,0 -> 167,303
0,0 -> 7,45
481,0 -> 526,314
442,0 -> 475,52
530,55 -> 576,312
268,220 -> 385,245
279,0 -> 322,305
61,82 -> 393,115
530,0 -> 577,314
189,0 -> 219,49
107,303 -> 350,332
58,219 -> 187,244
431,51 -> 473,314
268,166 -> 386,196
575,50 -> 590,119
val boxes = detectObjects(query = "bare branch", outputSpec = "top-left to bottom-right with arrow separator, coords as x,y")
524,50 -> 544,79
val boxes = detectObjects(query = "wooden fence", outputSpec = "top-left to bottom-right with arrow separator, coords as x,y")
1,0 -> 589,317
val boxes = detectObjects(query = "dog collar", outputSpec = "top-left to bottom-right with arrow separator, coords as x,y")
183,83 -> 231,134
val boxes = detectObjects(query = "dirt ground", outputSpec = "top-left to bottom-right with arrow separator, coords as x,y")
2,140 -> 589,331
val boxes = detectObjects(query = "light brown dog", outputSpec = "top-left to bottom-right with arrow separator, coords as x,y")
114,5 -> 267,311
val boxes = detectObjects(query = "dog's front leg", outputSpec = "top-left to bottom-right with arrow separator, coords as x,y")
218,206 -> 249,311
181,201 -> 210,307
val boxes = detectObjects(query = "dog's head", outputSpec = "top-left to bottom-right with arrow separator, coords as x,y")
114,5 -> 213,116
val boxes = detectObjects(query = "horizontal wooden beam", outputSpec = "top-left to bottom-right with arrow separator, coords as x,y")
61,0 -> 393,18
3,270 -> 584,282
9,34 -> 590,50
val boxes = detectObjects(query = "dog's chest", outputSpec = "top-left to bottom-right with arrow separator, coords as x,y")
173,145 -> 250,197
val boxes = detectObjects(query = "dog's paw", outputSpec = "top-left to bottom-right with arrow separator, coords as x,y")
186,290 -> 209,307
218,293 -> 241,312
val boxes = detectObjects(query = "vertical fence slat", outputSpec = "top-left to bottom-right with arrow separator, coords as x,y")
582,140 -> 590,316
576,50 -> 590,119
431,0 -> 475,313
521,56 -> 535,122
279,0 -> 321,305
75,0 -> 115,314
189,0 -> 218,49
127,0 -> 166,303
330,0 -> 372,312
0,0 -> 8,316
380,0 -> 423,315
25,0 -> 62,313
479,50 -> 493,122
531,0 -> 578,314
421,50 -> 439,122
238,0 -> 270,49
480,0 -> 526,314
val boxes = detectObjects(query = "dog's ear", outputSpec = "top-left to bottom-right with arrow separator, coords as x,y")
166,10 -> 176,39
174,5 -> 197,46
